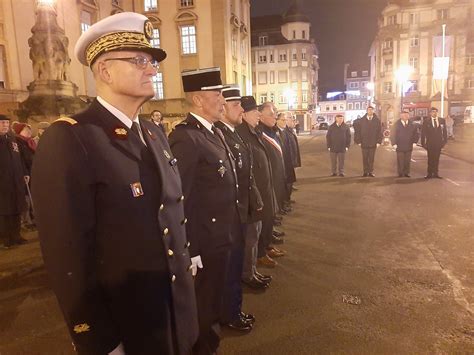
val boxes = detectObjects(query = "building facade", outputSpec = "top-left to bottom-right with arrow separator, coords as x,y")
344,63 -> 371,123
0,0 -> 252,129
251,1 -> 319,131
316,92 -> 346,127
370,0 -> 474,125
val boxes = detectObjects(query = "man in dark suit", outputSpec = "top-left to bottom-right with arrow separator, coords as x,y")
168,68 -> 240,355
32,13 -> 198,355
216,85 -> 265,332
391,111 -> 419,177
354,106 -> 383,177
0,114 -> 27,249
276,113 -> 296,203
150,110 -> 166,134
421,107 -> 448,179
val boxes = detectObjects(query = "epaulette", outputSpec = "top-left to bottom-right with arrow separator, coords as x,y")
54,117 -> 78,125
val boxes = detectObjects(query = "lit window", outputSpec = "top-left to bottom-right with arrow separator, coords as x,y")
152,73 -> 164,99
180,0 -> 193,7
81,11 -> 92,34
351,71 -> 357,77
406,80 -> 418,92
144,0 -> 158,11
260,93 -> 267,104
302,90 -> 308,103
258,36 -> 268,46
410,57 -> 418,70
181,25 -> 197,54
410,35 -> 419,47
362,70 -> 368,76
150,28 -> 160,48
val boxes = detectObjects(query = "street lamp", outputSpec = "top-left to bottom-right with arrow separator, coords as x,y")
395,65 -> 413,113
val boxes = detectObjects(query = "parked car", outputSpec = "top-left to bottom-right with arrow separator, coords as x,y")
317,122 -> 329,130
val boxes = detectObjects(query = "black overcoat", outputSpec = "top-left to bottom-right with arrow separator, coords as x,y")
326,122 -> 351,153
276,127 -> 296,184
285,127 -> 301,168
391,119 -> 419,152
354,113 -> 383,148
31,100 -> 198,355
421,117 -> 448,149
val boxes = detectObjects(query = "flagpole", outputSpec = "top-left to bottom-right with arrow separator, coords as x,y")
441,24 -> 446,117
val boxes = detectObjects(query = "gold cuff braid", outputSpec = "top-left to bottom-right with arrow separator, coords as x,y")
86,32 -> 152,65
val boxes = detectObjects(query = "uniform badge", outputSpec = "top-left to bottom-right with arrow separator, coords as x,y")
147,129 -> 156,139
144,20 -> 154,40
73,323 -> 90,334
114,128 -> 128,139
11,142 -> 19,153
169,158 -> 178,166
130,182 -> 144,197
163,150 -> 171,159
234,143 -> 240,149
237,153 -> 243,169
218,165 -> 227,178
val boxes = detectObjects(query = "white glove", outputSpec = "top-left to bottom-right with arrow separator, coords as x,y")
393,144 -> 397,149
358,143 -> 361,146
109,343 -> 125,355
376,143 -> 381,147
327,148 -> 330,151
190,255 -> 203,276
345,147 -> 348,151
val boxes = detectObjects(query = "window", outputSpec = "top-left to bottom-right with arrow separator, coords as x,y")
302,90 -> 308,103
348,103 -> 353,110
260,93 -> 267,104
81,10 -> 92,33
180,0 -> 193,7
351,71 -> 357,77
302,30 -> 306,39
301,48 -> 307,60
292,49 -> 297,61
362,70 -> 369,76
384,59 -> 393,72
279,51 -> 287,62
339,104 -> 344,110
258,36 -> 268,46
150,28 -> 160,48
258,72 -> 267,84
410,35 -> 419,47
0,45 -> 6,89
279,94 -> 287,104
270,92 -> 275,102
152,73 -> 164,99
383,38 -> 393,49
437,9 -> 448,20
361,81 -> 367,88
326,105 -> 330,111
291,70 -> 298,82
349,82 -> 359,89
387,15 -> 397,25
302,71 -> 307,82
406,80 -> 418,92
231,33 -> 237,57
409,13 -> 418,24
180,25 -> 196,54
278,70 -> 287,83
144,0 -> 158,11
466,55 -> 474,65
468,79 -> 474,89
333,105 -> 337,111
292,30 -> 296,39
384,81 -> 392,93
355,102 -> 360,110
410,57 -> 418,70
269,51 -> 274,63
362,102 -> 367,110
258,51 -> 267,63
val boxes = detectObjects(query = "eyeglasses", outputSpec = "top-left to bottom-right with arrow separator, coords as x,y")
104,56 -> 159,70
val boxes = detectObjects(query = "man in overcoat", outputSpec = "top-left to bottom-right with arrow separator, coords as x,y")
32,13 -> 198,355
421,107 -> 447,178
391,111 -> 419,177
354,106 -> 382,177
326,114 -> 351,177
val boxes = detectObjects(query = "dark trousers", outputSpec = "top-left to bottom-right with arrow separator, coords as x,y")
258,214 -> 273,258
221,224 -> 245,324
396,151 -> 412,176
0,215 -> 21,247
362,147 -> 376,174
242,221 -> 262,281
427,147 -> 442,175
193,249 -> 231,355
330,152 -> 345,174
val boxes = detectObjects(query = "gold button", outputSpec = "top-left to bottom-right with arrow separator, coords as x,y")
236,200 -> 239,204
163,228 -> 169,235
181,218 -> 188,225
159,204 -> 164,211
178,195 -> 184,202
171,275 -> 176,282
211,218 -> 216,223
236,184 -> 239,188
185,241 -> 191,248
168,249 -> 174,256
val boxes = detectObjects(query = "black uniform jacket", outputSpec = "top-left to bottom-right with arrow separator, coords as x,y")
31,100 -> 198,355
276,127 -> 296,184
354,113 -> 383,148
421,117 -> 447,149
168,114 -> 239,257
0,133 -> 26,215
285,127 -> 301,168
391,119 -> 419,152
236,122 -> 274,222
326,122 -> 351,153
215,121 -> 263,225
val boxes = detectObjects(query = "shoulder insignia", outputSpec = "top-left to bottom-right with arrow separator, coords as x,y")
54,117 -> 78,125
73,323 -> 90,334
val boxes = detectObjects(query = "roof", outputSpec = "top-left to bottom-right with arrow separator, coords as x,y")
283,0 -> 310,24
251,15 -> 289,46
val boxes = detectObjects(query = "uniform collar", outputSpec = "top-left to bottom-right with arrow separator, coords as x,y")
190,112 -> 214,134
97,96 -> 139,129
221,121 -> 235,132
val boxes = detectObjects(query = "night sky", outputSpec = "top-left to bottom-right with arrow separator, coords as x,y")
251,0 -> 389,93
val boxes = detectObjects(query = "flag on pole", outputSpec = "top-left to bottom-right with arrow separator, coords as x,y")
432,35 -> 451,97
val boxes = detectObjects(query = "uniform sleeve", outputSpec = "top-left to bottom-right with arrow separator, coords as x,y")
420,123 -> 427,147
390,123 -> 398,146
168,128 -> 201,256
346,127 -> 351,148
31,123 -> 121,355
326,127 -> 332,148
353,121 -> 361,144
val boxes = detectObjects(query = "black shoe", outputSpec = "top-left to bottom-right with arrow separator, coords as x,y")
274,215 -> 283,222
292,186 -> 298,191
424,174 -> 432,179
243,277 -> 269,290
14,237 -> 28,245
331,173 -> 337,177
433,175 -> 442,179
404,174 -> 411,178
226,318 -> 253,332
368,173 -> 375,177
363,173 -> 368,177
272,236 -> 284,244
283,206 -> 292,213
338,173 -> 345,177
273,229 -> 285,237
273,220 -> 282,226
255,271 -> 272,282
240,312 -> 256,324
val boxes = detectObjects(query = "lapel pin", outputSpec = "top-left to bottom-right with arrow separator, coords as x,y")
169,158 -> 178,166
218,165 -> 227,178
130,182 -> 144,197
163,150 -> 171,159
114,128 -> 128,139
234,143 -> 240,149
12,142 -> 19,152
147,129 -> 156,139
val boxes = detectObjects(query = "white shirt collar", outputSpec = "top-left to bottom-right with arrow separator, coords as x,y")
97,96 -> 139,129
190,112 -> 214,134
221,121 -> 235,132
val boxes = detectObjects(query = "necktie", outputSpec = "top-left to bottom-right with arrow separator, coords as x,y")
131,122 -> 146,145
433,119 -> 438,128
212,125 -> 225,141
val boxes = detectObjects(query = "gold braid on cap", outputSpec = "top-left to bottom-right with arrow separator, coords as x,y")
86,32 -> 152,66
